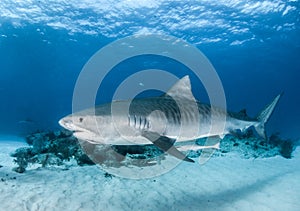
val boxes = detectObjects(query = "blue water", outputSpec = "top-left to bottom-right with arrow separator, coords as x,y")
0,0 -> 299,139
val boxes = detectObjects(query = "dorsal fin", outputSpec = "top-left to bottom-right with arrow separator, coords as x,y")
165,75 -> 195,100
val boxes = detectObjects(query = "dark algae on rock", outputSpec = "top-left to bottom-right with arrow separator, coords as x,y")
11,130 -> 94,173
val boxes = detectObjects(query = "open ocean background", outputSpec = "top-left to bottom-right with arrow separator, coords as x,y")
0,0 -> 299,139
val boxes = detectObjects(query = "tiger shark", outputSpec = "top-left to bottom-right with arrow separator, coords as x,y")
59,76 -> 281,163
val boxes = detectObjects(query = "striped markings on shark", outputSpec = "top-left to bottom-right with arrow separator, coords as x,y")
59,76 -> 281,163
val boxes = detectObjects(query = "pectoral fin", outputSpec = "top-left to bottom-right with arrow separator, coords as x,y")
142,131 -> 194,163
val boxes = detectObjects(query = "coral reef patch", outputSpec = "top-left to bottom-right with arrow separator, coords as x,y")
11,130 -> 94,173
10,130 -> 297,173
191,130 -> 296,159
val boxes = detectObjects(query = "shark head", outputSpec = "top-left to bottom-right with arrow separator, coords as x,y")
59,112 -> 109,144
59,114 -> 85,132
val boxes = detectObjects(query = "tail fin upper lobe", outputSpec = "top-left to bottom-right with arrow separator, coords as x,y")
254,93 -> 282,139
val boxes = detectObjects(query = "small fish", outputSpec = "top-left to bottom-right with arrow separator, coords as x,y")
18,118 -> 35,124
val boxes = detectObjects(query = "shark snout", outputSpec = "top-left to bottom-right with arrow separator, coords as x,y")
59,118 -> 74,130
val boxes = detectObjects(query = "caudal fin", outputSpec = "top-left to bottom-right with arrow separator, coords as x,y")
254,93 -> 282,139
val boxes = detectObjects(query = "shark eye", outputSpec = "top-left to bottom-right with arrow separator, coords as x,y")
79,117 -> 83,123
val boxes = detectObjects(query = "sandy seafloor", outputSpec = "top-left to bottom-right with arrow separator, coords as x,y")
0,136 -> 299,211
